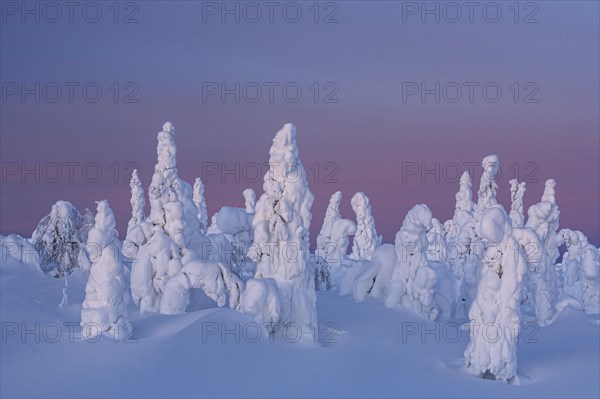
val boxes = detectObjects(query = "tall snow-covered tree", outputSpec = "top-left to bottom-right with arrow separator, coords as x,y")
127,169 -> 145,233
349,192 -> 381,261
474,155 -> 500,225
509,179 -> 526,228
131,122 -> 242,315
31,200 -> 91,276
244,123 -> 317,342
81,200 -> 129,340
444,171 -> 476,318
464,205 -> 526,383
193,178 -> 208,233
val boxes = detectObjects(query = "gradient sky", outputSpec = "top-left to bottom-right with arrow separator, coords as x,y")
1,1 -> 599,245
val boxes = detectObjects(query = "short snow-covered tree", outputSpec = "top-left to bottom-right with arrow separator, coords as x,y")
349,192 -> 381,261
31,200 -> 91,276
244,123 -> 317,342
464,205 -> 526,383
316,191 -> 356,271
81,200 -> 129,340
386,204 -> 439,320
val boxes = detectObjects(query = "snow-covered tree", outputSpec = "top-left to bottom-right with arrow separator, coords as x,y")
243,188 -> 256,214
473,155 -> 500,224
193,178 -> 208,233
464,205 -> 527,383
127,169 -> 145,233
558,229 -> 600,314
316,191 -> 357,269
31,200 -> 91,276
81,200 -> 129,340
349,192 -> 381,261
426,217 -> 446,262
244,123 -> 317,342
131,122 -> 242,315
314,191 -> 356,290
386,204 -> 439,320
444,171 -> 476,318
509,179 -> 526,228
524,179 -> 561,316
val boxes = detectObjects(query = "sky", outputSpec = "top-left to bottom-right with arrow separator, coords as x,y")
1,0 -> 599,245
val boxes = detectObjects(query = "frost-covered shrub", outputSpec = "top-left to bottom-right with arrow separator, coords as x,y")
31,200 -> 91,276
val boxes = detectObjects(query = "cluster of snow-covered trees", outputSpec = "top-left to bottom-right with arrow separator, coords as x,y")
1,121 -> 598,382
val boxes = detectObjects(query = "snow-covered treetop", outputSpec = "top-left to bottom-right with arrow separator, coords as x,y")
243,188 -> 256,214
542,179 -> 557,204
156,121 -> 177,174
453,171 -> 474,227
319,191 -> 342,236
193,178 -> 208,232
476,155 -> 500,210
128,169 -> 145,232
509,179 -> 526,228
398,204 -> 432,244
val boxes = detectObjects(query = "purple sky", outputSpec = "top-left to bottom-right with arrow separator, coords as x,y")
1,1 -> 599,245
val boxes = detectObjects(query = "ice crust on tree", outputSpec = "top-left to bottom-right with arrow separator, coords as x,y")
464,205 -> 527,382
31,200 -> 91,276
245,123 -> 317,342
81,200 -> 129,340
130,122 -> 242,315
349,192 -> 381,261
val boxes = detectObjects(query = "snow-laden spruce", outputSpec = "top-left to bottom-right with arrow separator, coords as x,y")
522,179 -> 561,323
130,122 -> 243,315
426,217 -> 446,263
349,192 -> 381,261
385,204 -> 440,320
443,171 -> 476,318
81,200 -> 129,340
244,123 -> 317,342
558,229 -> 600,314
464,205 -> 527,383
127,169 -> 145,234
473,155 -> 500,224
193,178 -> 208,233
509,179 -> 526,228
315,191 -> 356,288
31,200 -> 91,276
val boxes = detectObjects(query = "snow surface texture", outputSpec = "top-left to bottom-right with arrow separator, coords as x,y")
81,200 -> 129,340
246,123 -> 318,342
